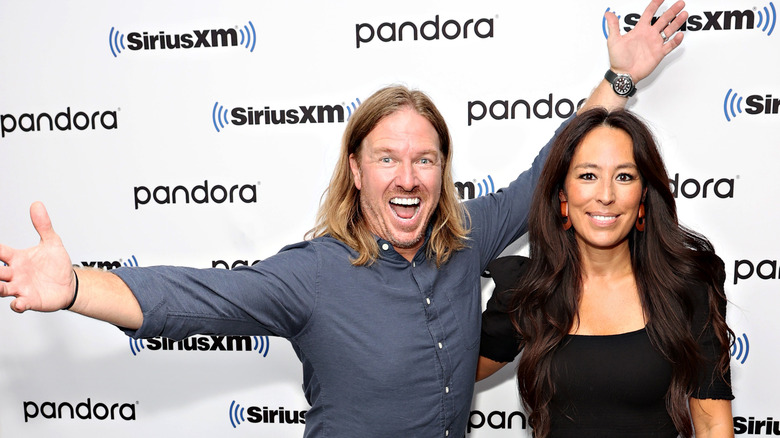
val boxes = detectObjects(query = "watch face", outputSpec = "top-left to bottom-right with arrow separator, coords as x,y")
613,75 -> 634,96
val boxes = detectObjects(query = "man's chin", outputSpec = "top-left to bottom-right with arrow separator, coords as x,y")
387,231 -> 425,250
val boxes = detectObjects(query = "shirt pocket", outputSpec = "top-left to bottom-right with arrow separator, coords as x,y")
440,268 -> 481,350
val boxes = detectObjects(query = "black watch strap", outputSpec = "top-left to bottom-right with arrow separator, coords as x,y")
604,69 -> 637,97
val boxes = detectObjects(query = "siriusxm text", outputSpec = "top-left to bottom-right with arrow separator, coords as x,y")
247,406 -> 307,425
734,416 -> 780,435
126,29 -> 239,50
625,9 -> 764,32
146,336 -> 255,352
230,105 -> 344,125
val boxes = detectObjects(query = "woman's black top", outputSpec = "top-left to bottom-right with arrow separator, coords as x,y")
480,256 -> 733,437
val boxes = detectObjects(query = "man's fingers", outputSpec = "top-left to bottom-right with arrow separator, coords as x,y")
0,243 -> 13,268
29,202 -> 60,245
605,11 -> 621,39
654,0 -> 686,29
10,297 -> 29,313
0,264 -> 12,283
664,32 -> 685,53
662,11 -> 689,38
639,0 -> 665,25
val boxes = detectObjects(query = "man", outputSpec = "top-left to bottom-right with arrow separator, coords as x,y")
0,2 -> 687,436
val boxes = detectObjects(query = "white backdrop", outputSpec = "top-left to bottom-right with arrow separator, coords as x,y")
1,0 -> 778,436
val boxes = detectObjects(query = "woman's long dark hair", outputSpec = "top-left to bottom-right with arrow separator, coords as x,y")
511,108 -> 732,437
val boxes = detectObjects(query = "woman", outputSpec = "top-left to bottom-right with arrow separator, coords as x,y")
477,108 -> 734,437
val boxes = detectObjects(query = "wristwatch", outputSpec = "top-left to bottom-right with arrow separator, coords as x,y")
604,70 -> 636,97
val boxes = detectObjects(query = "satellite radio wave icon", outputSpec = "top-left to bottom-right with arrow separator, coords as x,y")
723,89 -> 744,122
758,2 -> 777,36
129,338 -> 145,356
346,98 -> 362,120
731,333 -> 750,364
478,175 -> 495,197
212,101 -> 230,132
229,400 -> 246,428
123,255 -> 139,267
109,27 -> 126,57
253,335 -> 270,357
240,21 -> 257,52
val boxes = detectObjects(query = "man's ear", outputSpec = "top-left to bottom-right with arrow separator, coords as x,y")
349,154 -> 362,191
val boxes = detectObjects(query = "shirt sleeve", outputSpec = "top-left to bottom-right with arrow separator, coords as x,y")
464,117 -> 573,272
113,240 -> 320,341
479,256 -> 529,363
691,275 -> 734,400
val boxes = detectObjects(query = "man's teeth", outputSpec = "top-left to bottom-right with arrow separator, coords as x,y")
390,198 -> 420,206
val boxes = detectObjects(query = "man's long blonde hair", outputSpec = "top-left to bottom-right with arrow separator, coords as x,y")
307,85 -> 469,266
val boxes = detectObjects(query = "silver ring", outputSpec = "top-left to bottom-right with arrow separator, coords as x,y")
660,30 -> 669,42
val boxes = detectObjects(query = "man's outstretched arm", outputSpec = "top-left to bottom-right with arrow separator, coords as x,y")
580,0 -> 688,113
0,202 -> 143,329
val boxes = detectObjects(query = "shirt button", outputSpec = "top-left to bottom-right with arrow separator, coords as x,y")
426,298 -> 431,305
438,342 -> 443,349
445,386 -> 450,394
381,243 -> 389,251
412,262 -> 416,267
445,431 -> 449,437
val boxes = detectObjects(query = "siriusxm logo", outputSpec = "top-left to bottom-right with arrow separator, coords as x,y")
734,416 -> 780,435
467,94 -> 586,126
455,175 -> 495,200
133,180 -> 259,209
355,15 -> 494,48
212,98 -> 361,133
468,409 -> 528,433
229,401 -> 307,428
733,258 -> 780,284
109,21 -> 256,57
23,398 -> 136,423
76,255 -> 139,271
723,89 -> 780,121
669,173 -> 735,199
731,333 -> 750,364
129,335 -> 270,356
602,2 -> 776,38
0,107 -> 117,138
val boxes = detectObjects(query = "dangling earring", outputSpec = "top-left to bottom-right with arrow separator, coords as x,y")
635,203 -> 646,232
561,201 -> 572,230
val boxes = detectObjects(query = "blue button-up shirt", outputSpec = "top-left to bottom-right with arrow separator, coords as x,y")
115,121 -> 561,437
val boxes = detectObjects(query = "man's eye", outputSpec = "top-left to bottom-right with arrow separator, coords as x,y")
380,157 -> 392,163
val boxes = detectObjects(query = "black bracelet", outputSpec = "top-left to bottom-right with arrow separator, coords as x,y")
63,269 -> 79,310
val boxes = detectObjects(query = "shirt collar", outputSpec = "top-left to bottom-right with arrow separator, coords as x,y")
374,224 -> 433,264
